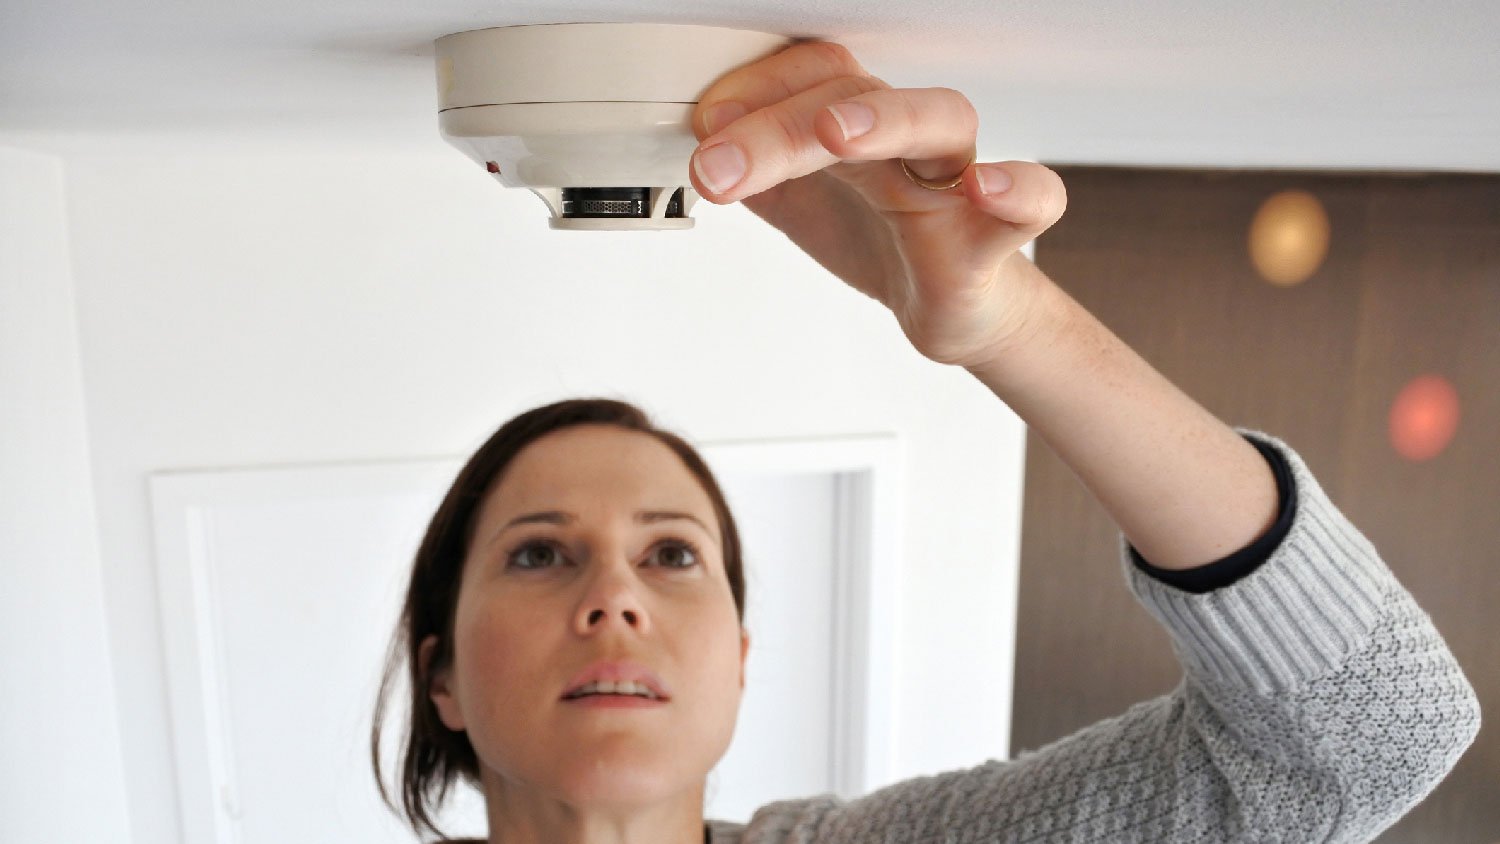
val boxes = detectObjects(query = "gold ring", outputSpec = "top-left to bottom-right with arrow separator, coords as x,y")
900,145 -> 977,191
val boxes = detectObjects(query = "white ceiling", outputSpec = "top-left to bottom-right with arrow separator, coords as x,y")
2,0 -> 1497,170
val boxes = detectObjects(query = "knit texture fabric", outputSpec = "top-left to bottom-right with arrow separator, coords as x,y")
705,429 -> 1481,843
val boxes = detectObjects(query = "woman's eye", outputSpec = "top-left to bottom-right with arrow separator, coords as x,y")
507,541 -> 566,570
652,539 -> 702,569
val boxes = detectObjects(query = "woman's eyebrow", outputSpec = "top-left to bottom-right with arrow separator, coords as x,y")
489,510 -> 713,544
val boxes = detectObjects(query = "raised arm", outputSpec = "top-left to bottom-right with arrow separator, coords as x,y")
688,42 -> 1277,574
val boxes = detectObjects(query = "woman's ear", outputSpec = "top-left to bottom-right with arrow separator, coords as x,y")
419,634 -> 467,731
739,628 -> 751,689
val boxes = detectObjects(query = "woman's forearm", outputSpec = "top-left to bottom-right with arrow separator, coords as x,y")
965,254 -> 1279,570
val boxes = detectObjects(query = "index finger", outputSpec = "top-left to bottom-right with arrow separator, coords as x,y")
693,40 -> 887,142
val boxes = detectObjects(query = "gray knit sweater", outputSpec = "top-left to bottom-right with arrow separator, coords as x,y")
705,429 -> 1481,843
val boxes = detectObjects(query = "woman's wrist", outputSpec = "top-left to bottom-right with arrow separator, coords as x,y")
960,254 -> 1077,391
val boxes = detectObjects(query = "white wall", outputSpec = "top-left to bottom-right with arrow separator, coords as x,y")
3,138 -> 1029,843
0,146 -> 133,840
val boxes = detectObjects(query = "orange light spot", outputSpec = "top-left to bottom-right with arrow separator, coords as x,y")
1247,189 -> 1331,287
1389,374 -> 1461,462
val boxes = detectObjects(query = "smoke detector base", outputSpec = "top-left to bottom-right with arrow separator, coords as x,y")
434,23 -> 795,231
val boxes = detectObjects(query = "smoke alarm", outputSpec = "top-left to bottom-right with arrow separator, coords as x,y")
434,23 -> 795,231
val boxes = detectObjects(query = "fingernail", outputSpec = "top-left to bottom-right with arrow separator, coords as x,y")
694,142 -> 747,194
702,101 -> 748,137
976,165 -> 1012,195
827,103 -> 875,140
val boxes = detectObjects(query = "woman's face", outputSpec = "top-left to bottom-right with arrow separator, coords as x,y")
426,424 -> 749,809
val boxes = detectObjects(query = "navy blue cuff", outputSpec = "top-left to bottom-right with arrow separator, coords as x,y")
1128,434 -> 1297,594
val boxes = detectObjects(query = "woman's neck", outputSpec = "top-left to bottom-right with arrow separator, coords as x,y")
477,774 -> 707,844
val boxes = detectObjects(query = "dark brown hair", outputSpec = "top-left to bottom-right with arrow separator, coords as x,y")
369,396 -> 747,840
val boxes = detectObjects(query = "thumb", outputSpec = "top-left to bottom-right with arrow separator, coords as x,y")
959,161 -> 1069,264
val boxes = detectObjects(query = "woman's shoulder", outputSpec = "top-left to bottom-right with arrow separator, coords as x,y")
707,815 -> 747,842
707,793 -> 851,844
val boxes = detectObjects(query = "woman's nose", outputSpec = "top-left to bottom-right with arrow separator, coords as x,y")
573,565 -> 651,635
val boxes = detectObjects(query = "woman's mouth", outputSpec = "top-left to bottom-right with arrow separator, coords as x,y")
560,677 -> 669,702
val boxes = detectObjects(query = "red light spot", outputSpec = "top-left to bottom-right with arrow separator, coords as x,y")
1388,374 -> 1461,462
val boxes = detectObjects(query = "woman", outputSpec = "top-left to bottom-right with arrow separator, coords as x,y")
371,40 -> 1480,843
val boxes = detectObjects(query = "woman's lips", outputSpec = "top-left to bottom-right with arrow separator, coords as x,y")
561,695 -> 669,709
560,660 -> 671,700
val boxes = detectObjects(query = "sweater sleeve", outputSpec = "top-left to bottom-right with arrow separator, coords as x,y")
722,428 -> 1481,844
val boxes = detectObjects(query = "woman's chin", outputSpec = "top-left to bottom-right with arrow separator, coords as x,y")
550,749 -> 693,807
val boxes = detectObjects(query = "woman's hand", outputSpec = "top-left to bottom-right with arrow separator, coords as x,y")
689,40 -> 1068,369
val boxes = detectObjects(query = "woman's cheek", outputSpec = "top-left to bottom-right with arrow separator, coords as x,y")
458,594 -> 541,716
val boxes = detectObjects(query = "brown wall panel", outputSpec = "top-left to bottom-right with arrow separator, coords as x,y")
1015,166 -> 1498,842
